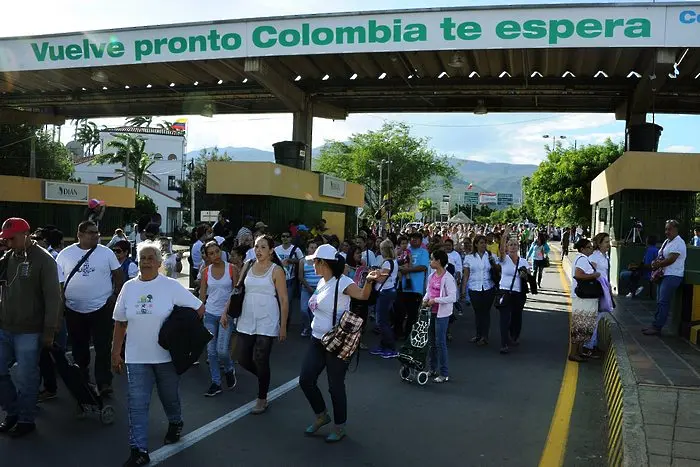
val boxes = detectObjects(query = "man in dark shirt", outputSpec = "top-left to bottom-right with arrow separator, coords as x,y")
0,217 -> 61,437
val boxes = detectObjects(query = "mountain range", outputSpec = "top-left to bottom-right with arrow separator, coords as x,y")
187,146 -> 538,202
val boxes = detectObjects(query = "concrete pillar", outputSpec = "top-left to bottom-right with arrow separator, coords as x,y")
293,101 -> 313,171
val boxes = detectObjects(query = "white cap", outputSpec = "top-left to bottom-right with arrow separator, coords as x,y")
214,236 -> 225,245
305,244 -> 338,262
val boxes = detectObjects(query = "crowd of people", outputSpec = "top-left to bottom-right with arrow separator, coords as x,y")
0,210 -> 690,466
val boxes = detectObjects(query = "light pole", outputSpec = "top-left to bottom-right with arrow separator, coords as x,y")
384,159 -> 393,223
543,134 -> 567,151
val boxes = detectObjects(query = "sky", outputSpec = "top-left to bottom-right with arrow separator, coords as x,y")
4,0 -> 699,164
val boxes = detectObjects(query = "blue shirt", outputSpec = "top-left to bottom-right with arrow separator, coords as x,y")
692,236 -> 700,247
402,246 -> 430,294
642,246 -> 659,280
303,263 -> 322,288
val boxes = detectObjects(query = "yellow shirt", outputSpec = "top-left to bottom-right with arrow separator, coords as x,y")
487,243 -> 500,256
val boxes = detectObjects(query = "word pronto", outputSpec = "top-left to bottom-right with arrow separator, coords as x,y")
27,15 -> 653,65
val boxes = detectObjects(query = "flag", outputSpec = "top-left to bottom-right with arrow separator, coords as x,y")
467,183 -> 473,190
171,118 -> 187,132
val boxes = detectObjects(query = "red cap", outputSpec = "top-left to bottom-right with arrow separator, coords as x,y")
0,218 -> 31,239
88,199 -> 105,209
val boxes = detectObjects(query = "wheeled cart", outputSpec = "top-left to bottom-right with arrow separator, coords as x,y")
398,306 -> 432,386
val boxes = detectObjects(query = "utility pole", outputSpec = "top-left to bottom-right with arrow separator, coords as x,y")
29,135 -> 36,177
385,159 -> 392,223
189,160 -> 196,225
124,150 -> 130,188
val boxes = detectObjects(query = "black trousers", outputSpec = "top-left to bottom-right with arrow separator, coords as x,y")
393,292 -> 422,339
498,292 -> 526,347
470,288 -> 496,340
65,301 -> 114,388
533,260 -> 546,285
237,332 -> 274,399
299,338 -> 350,425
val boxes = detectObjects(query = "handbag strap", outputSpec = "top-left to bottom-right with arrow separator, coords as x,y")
376,259 -> 395,293
507,255 -> 519,292
64,246 -> 97,291
237,259 -> 255,287
331,277 -> 341,326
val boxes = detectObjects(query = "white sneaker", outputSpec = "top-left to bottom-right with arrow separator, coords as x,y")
636,286 -> 645,296
433,376 -> 449,383
626,293 -> 634,298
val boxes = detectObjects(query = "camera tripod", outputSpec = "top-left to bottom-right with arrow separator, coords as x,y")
624,226 -> 643,244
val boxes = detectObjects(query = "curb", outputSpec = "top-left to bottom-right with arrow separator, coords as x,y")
560,250 -> 648,467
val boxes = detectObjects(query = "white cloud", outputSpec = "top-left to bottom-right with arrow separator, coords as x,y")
663,145 -> 696,153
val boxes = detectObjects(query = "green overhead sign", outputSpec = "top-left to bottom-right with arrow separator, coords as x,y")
0,4 -> 698,72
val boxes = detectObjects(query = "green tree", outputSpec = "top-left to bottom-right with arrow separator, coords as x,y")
316,122 -> 457,213
525,139 -> 623,226
418,198 -> 437,223
93,134 -> 155,195
181,147 -> 232,212
129,194 -> 157,223
76,121 -> 101,157
0,124 -> 74,180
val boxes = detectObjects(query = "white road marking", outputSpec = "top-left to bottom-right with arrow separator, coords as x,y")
149,377 -> 300,465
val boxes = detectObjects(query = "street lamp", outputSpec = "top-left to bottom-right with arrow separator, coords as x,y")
542,134 -> 578,150
376,159 -> 393,233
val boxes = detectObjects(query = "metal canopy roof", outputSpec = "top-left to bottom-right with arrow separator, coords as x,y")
1,3 -> 699,120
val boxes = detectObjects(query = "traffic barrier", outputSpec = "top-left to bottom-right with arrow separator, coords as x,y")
599,318 -> 623,467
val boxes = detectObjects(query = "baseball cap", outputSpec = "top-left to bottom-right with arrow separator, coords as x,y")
0,218 -> 31,239
88,199 -> 105,209
305,244 -> 338,262
255,221 -> 268,229
214,236 -> 225,245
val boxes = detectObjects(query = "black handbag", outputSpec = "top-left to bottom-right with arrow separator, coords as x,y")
487,252 -> 502,285
226,259 -> 255,318
495,258 -> 519,309
573,257 -> 603,299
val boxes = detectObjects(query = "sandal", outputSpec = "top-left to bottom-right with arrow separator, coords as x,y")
305,412 -> 331,435
251,400 -> 268,415
325,426 -> 346,443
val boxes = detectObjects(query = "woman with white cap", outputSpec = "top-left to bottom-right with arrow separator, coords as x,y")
299,244 -> 381,443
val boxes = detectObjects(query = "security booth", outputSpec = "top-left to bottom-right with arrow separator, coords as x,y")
204,161 -> 364,240
589,151 -> 700,338
0,175 -> 135,237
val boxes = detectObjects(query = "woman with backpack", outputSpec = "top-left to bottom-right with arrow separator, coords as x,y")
369,239 -> 400,359
199,241 -> 239,397
299,244 -> 381,443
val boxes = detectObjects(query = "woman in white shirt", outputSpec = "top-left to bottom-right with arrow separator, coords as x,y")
369,239 -> 400,359
111,241 -> 204,467
199,241 -> 238,397
583,232 -> 612,355
233,235 -> 288,415
569,238 -> 601,362
299,244 -> 379,443
462,235 -> 496,346
497,228 -> 531,354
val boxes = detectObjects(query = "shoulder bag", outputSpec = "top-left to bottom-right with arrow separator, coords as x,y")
226,259 -> 255,319
487,252 -> 502,285
322,278 -> 364,362
367,259 -> 394,306
63,246 -> 97,306
495,257 -> 519,309
574,256 -> 604,299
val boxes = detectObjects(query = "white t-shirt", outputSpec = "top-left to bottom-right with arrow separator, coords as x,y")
498,255 -> 530,293
588,250 -> 609,280
275,244 -> 303,281
572,254 -> 595,298
464,252 -> 495,291
375,259 -> 398,291
57,244 -> 120,313
447,251 -> 463,276
203,263 -> 235,317
113,274 -> 202,364
662,235 -> 687,278
361,250 -> 377,268
191,239 -> 204,270
309,275 -> 354,340
123,260 -> 139,279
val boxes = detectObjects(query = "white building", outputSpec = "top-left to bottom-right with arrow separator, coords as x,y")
73,126 -> 186,233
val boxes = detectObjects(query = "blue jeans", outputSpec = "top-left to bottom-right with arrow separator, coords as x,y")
0,330 -> 41,423
429,316 -> 450,377
376,289 -> 397,350
653,275 -> 684,330
127,363 -> 181,452
203,313 -> 234,385
300,286 -> 313,333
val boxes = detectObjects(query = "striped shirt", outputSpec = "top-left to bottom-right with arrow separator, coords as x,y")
303,262 -> 322,289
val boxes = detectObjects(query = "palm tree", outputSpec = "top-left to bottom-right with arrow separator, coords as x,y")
76,121 -> 101,157
92,134 -> 155,195
418,198 -> 436,222
125,116 -> 153,127
71,118 -> 88,139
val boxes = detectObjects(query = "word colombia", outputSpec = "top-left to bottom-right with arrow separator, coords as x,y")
29,16 -> 653,64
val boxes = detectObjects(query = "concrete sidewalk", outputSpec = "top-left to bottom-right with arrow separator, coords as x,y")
561,247 -> 700,467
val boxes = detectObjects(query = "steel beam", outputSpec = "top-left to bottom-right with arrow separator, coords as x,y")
0,108 -> 65,125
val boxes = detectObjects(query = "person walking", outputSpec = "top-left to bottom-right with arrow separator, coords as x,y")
497,227 -> 530,355
463,235 -> 497,346
527,232 -> 550,288
230,235 -> 288,414
0,218 -> 62,437
299,244 -> 380,442
569,238 -> 601,362
56,220 -> 124,396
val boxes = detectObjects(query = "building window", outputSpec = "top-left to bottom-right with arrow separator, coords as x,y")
168,154 -> 177,160
97,176 -> 112,182
168,176 -> 178,191
154,153 -> 163,160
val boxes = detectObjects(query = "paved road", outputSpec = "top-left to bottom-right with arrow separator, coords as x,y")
1,252 -> 606,466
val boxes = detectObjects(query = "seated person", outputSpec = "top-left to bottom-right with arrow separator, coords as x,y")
619,236 -> 659,298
